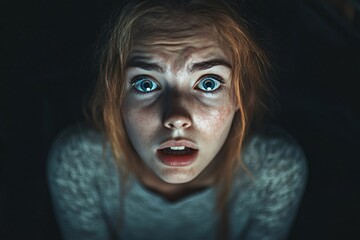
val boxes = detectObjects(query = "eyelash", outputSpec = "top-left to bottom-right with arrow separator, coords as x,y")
130,74 -> 225,95
130,75 -> 161,95
195,74 -> 225,94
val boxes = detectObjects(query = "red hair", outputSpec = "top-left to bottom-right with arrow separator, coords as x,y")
89,0 -> 272,238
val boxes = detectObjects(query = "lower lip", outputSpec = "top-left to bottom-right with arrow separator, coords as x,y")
156,149 -> 198,167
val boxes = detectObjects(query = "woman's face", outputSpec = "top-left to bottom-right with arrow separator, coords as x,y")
122,25 -> 238,184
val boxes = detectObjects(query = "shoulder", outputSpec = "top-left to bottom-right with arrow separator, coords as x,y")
234,126 -> 308,239
47,123 -> 110,188
48,123 -> 104,159
242,125 -> 308,180
47,124 -> 120,238
240,125 -> 308,206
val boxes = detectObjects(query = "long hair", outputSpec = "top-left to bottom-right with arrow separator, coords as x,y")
89,0 -> 272,238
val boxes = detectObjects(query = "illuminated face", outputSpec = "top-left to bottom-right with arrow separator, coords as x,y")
122,25 -> 238,184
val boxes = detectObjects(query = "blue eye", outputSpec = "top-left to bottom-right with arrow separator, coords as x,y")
132,77 -> 159,93
197,76 -> 222,92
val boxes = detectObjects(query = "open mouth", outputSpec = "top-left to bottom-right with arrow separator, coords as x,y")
157,146 -> 199,167
160,146 -> 195,155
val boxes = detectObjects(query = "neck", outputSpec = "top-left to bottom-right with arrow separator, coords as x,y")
135,160 -> 220,202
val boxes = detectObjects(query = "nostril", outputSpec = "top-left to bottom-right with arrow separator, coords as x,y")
164,117 -> 191,129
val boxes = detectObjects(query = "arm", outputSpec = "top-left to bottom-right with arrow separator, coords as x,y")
244,129 -> 308,240
47,127 -> 111,240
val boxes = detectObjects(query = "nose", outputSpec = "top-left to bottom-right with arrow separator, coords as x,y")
162,87 -> 192,130
164,115 -> 192,129
162,98 -> 192,130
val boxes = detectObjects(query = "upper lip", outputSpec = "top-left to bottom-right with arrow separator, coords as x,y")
158,139 -> 199,150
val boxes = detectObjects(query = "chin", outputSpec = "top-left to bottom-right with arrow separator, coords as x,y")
158,167 -> 199,184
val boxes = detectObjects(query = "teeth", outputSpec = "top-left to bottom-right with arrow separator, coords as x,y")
170,146 -> 186,150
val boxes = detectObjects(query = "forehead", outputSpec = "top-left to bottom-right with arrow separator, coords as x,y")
131,24 -> 228,65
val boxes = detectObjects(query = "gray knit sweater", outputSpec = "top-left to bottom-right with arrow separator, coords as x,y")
47,125 -> 307,240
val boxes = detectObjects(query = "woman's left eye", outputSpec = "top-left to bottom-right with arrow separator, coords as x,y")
196,76 -> 223,92
132,77 -> 159,93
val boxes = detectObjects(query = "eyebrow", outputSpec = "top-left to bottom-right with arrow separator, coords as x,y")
127,58 -> 165,73
127,58 -> 231,73
190,59 -> 232,73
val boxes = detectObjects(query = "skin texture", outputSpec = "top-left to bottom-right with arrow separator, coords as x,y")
122,25 -> 238,199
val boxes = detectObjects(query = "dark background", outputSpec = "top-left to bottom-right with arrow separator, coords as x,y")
1,0 -> 359,239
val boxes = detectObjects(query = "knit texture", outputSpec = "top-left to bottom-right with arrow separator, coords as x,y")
47,125 -> 307,240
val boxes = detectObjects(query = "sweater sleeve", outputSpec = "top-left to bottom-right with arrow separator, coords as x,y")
244,128 -> 308,240
47,126 -> 111,240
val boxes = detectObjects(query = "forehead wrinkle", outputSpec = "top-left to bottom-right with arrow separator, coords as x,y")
134,36 -> 215,51
171,45 -> 216,73
137,29 -> 199,45
131,45 -> 222,73
131,29 -> 228,76
131,48 -> 229,78
134,23 -> 217,47
134,15 -> 214,40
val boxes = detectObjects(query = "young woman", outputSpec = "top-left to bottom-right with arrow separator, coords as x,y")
48,0 -> 307,239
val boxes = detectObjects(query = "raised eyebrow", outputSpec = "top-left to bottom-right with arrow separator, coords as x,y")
190,59 -> 232,73
127,57 -> 164,73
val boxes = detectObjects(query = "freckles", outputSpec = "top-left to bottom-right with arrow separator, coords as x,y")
217,106 -> 234,122
128,109 -> 145,125
127,102 -> 159,126
194,105 -> 234,138
124,103 -> 161,141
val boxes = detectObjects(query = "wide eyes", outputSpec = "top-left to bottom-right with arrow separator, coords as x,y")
132,76 -> 160,93
131,75 -> 223,94
196,76 -> 222,92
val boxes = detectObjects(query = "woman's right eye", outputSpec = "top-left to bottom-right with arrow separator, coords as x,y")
131,76 -> 160,93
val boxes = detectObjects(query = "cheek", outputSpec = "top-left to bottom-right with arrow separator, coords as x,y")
122,100 -> 161,144
194,104 -> 235,138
